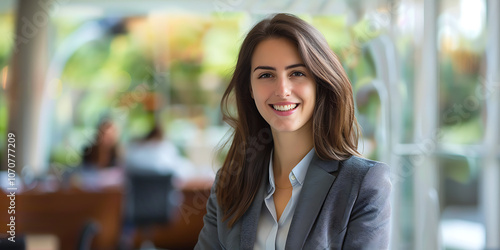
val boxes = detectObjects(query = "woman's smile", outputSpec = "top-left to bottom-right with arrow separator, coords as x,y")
269,102 -> 300,116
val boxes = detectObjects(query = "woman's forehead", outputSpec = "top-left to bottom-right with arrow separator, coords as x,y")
251,38 -> 304,68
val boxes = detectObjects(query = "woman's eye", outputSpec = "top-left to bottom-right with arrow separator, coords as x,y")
258,73 -> 272,79
291,71 -> 305,77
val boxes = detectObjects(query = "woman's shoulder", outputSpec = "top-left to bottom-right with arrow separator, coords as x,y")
341,155 -> 388,168
338,155 -> 390,180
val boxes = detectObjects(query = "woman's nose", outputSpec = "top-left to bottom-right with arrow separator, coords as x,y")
274,76 -> 291,98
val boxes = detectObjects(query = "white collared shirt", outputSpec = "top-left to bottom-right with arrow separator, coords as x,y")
254,148 -> 315,250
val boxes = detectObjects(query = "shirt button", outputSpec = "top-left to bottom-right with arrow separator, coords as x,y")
291,175 -> 296,181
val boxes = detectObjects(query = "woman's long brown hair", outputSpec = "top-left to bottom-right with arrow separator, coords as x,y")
218,13 -> 362,227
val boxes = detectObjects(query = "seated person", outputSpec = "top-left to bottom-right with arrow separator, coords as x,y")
125,123 -> 195,181
76,119 -> 124,189
81,119 -> 122,169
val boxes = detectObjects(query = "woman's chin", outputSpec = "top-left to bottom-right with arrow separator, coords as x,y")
270,124 -> 300,133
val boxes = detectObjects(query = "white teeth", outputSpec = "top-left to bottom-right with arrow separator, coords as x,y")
272,104 -> 297,111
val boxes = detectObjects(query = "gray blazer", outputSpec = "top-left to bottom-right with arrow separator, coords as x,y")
195,154 -> 392,250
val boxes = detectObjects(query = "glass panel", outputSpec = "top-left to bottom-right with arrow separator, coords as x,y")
438,0 -> 487,249
438,0 -> 487,145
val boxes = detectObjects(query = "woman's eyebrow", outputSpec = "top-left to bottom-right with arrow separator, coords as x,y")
253,63 -> 306,72
285,63 -> 306,70
253,66 -> 275,72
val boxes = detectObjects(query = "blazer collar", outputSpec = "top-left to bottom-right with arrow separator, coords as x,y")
285,154 -> 340,248
239,166 -> 269,250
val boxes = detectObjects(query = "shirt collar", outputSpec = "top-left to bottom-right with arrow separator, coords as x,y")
267,148 -> 315,194
291,148 -> 315,185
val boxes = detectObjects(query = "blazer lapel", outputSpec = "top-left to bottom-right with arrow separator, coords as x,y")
285,155 -> 340,249
239,168 -> 268,250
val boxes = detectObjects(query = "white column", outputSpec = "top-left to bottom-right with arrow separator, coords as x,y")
366,35 -> 403,250
413,0 -> 440,249
482,0 -> 500,248
6,0 -> 52,177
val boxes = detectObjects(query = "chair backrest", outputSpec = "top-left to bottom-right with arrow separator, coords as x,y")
77,220 -> 100,250
126,173 -> 176,227
0,235 -> 25,250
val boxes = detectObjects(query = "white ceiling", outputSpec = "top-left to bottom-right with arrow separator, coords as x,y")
0,0 -> 392,17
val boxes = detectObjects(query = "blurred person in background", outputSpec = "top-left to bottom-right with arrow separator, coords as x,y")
75,118 -> 124,190
125,122 -> 195,181
195,13 -> 391,249
81,119 -> 122,169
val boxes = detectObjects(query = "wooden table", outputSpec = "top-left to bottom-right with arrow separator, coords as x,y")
0,175 -> 213,250
0,188 -> 123,250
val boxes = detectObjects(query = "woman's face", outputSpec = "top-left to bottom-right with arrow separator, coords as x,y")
250,38 -> 316,134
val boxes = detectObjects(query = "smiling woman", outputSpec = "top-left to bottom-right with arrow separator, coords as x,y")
195,13 -> 391,250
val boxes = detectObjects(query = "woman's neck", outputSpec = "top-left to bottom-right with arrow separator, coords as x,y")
271,122 -> 314,179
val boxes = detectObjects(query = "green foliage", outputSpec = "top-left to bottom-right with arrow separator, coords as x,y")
0,14 -> 14,67
0,13 -> 13,168
170,60 -> 205,105
62,40 -> 110,87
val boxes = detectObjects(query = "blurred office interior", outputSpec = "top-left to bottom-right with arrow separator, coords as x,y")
0,0 -> 499,249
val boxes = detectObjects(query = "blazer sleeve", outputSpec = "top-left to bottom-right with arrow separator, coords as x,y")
342,162 -> 392,249
194,178 -> 222,250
